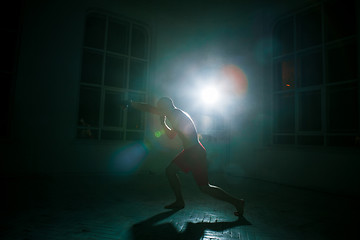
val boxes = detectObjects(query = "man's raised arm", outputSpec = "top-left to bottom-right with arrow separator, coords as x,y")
130,102 -> 162,115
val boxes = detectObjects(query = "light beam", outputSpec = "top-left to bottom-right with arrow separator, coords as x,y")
201,86 -> 219,105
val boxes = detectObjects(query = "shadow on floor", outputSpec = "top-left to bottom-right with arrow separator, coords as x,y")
131,210 -> 251,240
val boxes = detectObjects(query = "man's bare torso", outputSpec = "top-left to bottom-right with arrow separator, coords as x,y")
167,109 -> 199,149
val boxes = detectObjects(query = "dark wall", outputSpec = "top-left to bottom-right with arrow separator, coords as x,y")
2,0 -> 359,196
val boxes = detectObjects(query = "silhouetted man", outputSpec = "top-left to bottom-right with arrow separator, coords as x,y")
129,97 -> 244,216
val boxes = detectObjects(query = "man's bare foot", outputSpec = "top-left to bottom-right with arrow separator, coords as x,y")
164,201 -> 185,210
234,199 -> 245,217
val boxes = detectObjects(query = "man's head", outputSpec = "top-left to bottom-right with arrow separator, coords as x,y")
157,97 -> 175,114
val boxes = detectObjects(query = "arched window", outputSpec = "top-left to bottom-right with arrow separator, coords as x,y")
272,0 -> 359,147
77,12 -> 150,141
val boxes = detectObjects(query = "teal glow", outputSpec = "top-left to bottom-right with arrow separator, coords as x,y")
155,131 -> 162,138
111,142 -> 149,174
155,129 -> 165,138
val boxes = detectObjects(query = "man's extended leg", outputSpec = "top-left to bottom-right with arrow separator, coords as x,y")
165,162 -> 185,209
199,184 -> 244,216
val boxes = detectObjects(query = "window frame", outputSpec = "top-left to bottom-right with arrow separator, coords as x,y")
76,10 -> 151,142
271,0 -> 359,148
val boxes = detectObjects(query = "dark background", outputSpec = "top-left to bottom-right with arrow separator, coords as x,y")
1,0 -> 359,217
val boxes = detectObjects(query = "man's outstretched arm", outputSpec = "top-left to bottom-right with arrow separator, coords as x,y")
130,102 -> 162,115
160,115 -> 177,139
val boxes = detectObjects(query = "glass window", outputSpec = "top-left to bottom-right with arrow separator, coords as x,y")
129,60 -> 147,91
299,91 -> 322,131
81,50 -> 103,84
274,135 -> 295,145
78,13 -> 149,141
131,25 -> 148,59
78,86 -> 101,127
107,19 -> 129,54
104,91 -> 125,127
324,0 -> 357,42
127,93 -> 145,130
272,1 -> 359,147
326,40 -> 357,83
101,130 -> 123,140
298,50 -> 322,87
274,57 -> 295,90
297,135 -> 323,146
77,127 -> 98,139
273,17 -> 294,57
327,83 -> 358,132
104,54 -> 127,88
296,7 -> 322,50
126,131 -> 144,141
274,93 -> 295,133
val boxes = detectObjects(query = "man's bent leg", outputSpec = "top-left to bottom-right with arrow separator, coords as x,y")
165,162 -> 185,209
199,184 -> 244,216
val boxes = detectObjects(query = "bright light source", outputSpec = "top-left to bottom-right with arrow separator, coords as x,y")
201,86 -> 219,105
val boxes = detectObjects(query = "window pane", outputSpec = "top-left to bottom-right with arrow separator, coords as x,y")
107,19 -> 129,54
126,131 -> 144,141
296,6 -> 322,49
81,50 -> 103,84
104,91 -> 125,127
298,135 -> 323,146
101,130 -> 123,140
129,60 -> 147,91
131,25 -> 148,59
78,86 -> 101,126
77,127 -> 98,139
84,13 -> 106,49
274,93 -> 295,133
273,17 -> 294,56
299,90 -> 322,131
274,135 -> 295,145
127,93 -> 145,130
327,83 -> 358,132
104,54 -> 126,88
326,40 -> 357,83
325,0 -> 356,42
275,57 -> 295,90
298,50 -> 322,87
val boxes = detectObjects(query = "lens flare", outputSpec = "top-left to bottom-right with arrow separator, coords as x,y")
111,142 -> 148,174
222,65 -> 248,96
154,130 -> 164,138
201,86 -> 219,105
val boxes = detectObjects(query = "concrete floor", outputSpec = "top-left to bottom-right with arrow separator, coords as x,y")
1,172 -> 358,240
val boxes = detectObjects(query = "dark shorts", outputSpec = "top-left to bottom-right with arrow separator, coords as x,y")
172,142 -> 208,186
